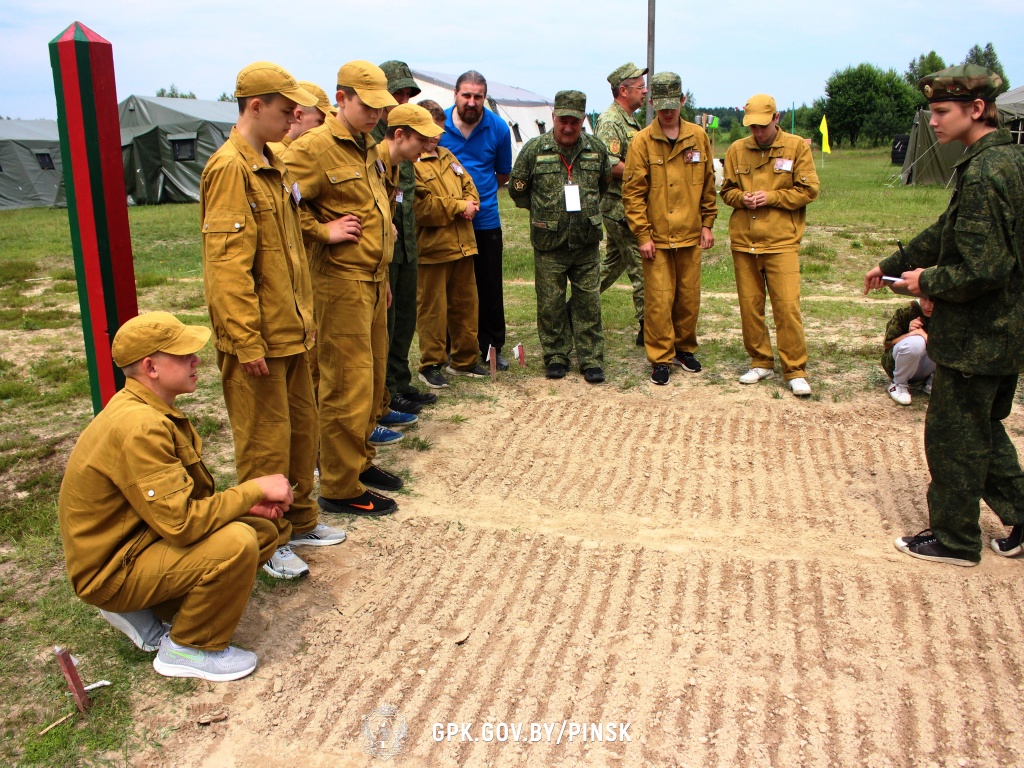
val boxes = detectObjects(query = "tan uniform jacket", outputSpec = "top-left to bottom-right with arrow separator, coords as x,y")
413,147 -> 480,264
200,128 -> 315,363
623,120 -> 717,249
283,118 -> 394,281
58,379 -> 263,604
720,129 -> 819,254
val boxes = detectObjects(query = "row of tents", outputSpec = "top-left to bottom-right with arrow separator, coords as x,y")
3,76 -> 1022,210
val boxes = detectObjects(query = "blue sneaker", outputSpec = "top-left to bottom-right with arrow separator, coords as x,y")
369,425 -> 404,446
379,410 -> 418,427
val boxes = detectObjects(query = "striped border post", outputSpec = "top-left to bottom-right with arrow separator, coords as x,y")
49,22 -> 137,414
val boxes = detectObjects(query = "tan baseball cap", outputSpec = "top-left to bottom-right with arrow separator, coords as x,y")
298,81 -> 337,116
742,94 -> 778,126
111,312 -> 211,367
337,60 -> 398,109
235,61 -> 316,107
387,104 -> 444,136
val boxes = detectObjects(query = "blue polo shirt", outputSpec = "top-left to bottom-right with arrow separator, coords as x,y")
440,106 -> 512,231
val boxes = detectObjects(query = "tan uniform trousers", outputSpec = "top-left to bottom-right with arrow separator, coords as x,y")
643,245 -> 702,365
732,249 -> 807,379
417,258 -> 479,370
314,273 -> 388,498
97,517 -> 277,651
218,351 -> 319,544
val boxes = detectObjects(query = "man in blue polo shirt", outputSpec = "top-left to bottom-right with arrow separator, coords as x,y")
440,70 -> 513,369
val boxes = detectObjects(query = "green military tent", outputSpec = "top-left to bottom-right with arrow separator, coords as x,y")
901,85 -> 1024,186
0,119 -> 66,210
118,96 -> 236,204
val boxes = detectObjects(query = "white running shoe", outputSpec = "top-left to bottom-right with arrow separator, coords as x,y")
262,545 -> 309,579
98,609 -> 167,652
789,377 -> 812,397
888,382 -> 912,406
289,523 -> 346,547
739,367 -> 774,384
153,634 -> 258,682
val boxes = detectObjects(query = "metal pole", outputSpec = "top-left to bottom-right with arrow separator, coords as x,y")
791,101 -> 795,133
646,0 -> 655,125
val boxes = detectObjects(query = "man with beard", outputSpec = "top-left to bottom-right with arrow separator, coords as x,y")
439,71 -> 513,370
596,62 -> 648,346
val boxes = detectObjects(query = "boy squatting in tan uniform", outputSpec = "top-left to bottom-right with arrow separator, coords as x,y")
413,101 -> 481,382
720,93 -> 819,397
622,71 -> 717,386
58,312 -> 295,682
284,65 -> 438,516
200,63 -> 345,581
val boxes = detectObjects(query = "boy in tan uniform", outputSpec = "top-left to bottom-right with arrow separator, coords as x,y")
284,63 -> 433,516
201,62 -> 345,581
413,101 -> 482,387
622,72 -> 716,386
59,312 -> 295,681
267,81 -> 335,155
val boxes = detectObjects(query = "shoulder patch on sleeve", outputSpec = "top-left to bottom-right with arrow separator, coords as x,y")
609,139 -> 621,155
512,179 -> 527,191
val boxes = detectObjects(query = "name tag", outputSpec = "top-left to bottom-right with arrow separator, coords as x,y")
451,162 -> 464,176
290,182 -> 301,204
375,158 -> 386,175
564,184 -> 581,212
395,189 -> 404,204
774,158 -> 793,172
685,150 -> 701,163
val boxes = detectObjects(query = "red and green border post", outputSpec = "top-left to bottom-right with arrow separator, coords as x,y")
48,22 -> 138,414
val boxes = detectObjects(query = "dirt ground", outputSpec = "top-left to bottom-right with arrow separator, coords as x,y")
126,376 -> 1024,768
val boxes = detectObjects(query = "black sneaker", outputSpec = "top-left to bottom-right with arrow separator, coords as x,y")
483,353 -> 510,371
389,393 -> 423,414
359,465 -> 404,492
419,366 -> 448,389
673,351 -> 702,373
402,390 -> 438,405
991,524 -> 1024,557
495,354 -> 509,371
446,363 -> 489,378
894,529 -> 979,567
582,367 -> 605,384
651,364 -> 670,385
319,490 -> 397,516
545,362 -> 569,379
635,319 -> 644,347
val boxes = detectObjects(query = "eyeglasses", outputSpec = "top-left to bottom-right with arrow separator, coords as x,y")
623,84 -> 647,90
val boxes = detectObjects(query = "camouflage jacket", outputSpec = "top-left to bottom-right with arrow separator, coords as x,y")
508,132 -> 611,252
879,128 -> 1024,375
881,301 -> 930,378
371,122 -> 418,263
596,101 -> 643,219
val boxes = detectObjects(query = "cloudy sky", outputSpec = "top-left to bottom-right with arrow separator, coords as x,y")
2,0 -> 1021,120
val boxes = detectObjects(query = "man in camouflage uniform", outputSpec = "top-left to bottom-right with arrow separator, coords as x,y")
509,90 -> 612,383
371,60 -> 437,416
865,64 -> 1024,566
596,62 -> 648,345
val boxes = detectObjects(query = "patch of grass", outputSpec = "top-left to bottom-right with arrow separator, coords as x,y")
194,415 -> 223,439
445,414 -> 469,424
0,259 -> 38,285
400,435 -> 433,451
136,274 -> 169,289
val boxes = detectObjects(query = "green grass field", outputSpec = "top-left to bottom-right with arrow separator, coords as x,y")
0,146 -> 952,764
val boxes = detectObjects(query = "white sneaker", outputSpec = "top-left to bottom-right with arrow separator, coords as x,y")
289,523 -> 346,547
789,377 -> 811,397
153,634 -> 258,682
888,382 -> 911,405
262,545 -> 309,579
99,609 -> 167,652
922,374 -> 933,395
739,367 -> 774,384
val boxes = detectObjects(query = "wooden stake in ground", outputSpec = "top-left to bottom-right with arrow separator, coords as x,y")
54,647 -> 90,713
488,344 -> 497,379
48,22 -> 138,415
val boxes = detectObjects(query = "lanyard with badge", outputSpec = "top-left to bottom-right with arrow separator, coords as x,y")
560,155 -> 581,212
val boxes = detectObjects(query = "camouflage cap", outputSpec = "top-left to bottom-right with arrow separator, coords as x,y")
553,90 -> 587,119
379,60 -> 422,98
651,72 -> 683,111
297,81 -> 337,117
919,64 -> 1003,103
608,62 -> 649,91
742,93 -> 778,126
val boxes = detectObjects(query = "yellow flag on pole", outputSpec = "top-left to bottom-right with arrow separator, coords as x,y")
819,115 -> 831,154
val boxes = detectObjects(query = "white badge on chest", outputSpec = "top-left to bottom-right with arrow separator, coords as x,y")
564,184 -> 581,212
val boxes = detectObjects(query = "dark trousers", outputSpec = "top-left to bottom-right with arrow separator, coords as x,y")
925,365 -> 1024,557
386,256 -> 419,395
473,227 -> 506,357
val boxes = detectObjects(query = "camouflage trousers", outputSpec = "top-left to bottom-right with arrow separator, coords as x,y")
925,365 -> 1024,558
599,216 -> 644,324
534,244 -> 604,370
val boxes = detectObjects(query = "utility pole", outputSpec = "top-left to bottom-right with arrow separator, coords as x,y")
646,0 -> 655,125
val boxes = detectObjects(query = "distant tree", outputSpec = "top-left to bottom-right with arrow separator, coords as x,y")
156,84 -> 197,99
963,43 -> 1010,93
217,92 -> 236,103
824,64 -> 915,147
905,51 -> 946,87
